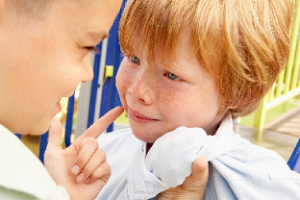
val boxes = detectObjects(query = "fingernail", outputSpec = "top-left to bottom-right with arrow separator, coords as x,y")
76,173 -> 84,183
71,165 -> 79,175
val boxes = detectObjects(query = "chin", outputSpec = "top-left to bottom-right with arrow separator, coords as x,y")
131,128 -> 149,142
26,120 -> 51,135
131,128 -> 159,143
25,127 -> 49,136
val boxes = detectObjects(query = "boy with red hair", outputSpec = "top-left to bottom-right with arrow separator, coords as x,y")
96,0 -> 300,199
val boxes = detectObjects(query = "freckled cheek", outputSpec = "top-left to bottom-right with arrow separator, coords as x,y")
116,67 -> 134,103
158,87 -> 219,128
158,87 -> 188,121
157,89 -> 195,131
159,90 -> 182,110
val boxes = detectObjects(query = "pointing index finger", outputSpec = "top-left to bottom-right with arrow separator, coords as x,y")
78,106 -> 124,140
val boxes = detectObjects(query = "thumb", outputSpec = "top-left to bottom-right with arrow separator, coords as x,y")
183,156 -> 209,190
47,116 -> 63,150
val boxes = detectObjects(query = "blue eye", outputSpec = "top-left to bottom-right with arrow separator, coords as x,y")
167,72 -> 180,81
129,55 -> 140,64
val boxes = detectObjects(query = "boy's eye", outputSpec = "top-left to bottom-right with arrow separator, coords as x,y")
87,46 -> 99,54
129,55 -> 140,64
167,72 -> 181,81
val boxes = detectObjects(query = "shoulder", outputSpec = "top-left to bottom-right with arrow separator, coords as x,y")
0,185 -> 69,200
209,137 -> 300,199
215,135 -> 298,181
0,128 -> 69,200
0,186 -> 39,200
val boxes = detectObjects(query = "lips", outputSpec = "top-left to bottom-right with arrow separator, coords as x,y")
128,108 -> 159,123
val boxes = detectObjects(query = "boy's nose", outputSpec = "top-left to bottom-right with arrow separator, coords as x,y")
129,79 -> 153,105
82,55 -> 94,83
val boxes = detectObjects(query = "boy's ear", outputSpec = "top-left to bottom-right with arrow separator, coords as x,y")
228,104 -> 238,109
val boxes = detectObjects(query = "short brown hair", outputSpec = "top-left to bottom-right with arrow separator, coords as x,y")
119,0 -> 295,118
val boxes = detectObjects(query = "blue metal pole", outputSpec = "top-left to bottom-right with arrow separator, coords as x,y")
107,41 -> 123,132
99,0 -> 126,133
87,44 -> 103,129
15,134 -> 22,139
39,131 -> 48,164
287,138 -> 300,171
65,95 -> 75,147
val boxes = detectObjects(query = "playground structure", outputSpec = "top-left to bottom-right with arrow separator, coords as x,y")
254,0 -> 300,139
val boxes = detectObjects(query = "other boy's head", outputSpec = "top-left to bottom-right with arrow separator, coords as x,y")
116,0 -> 295,142
0,0 -> 122,134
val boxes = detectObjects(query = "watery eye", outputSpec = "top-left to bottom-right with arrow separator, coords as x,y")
167,72 -> 180,81
129,55 -> 140,64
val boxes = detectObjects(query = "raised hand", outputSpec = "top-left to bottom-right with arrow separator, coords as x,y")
157,156 -> 209,200
44,106 -> 124,200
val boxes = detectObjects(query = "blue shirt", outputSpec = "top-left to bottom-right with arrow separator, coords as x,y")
95,113 -> 300,200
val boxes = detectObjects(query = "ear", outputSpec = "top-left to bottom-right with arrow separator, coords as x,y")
228,104 -> 238,109
223,100 -> 239,110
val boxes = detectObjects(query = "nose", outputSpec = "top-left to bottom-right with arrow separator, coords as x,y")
82,54 -> 94,83
128,77 -> 153,105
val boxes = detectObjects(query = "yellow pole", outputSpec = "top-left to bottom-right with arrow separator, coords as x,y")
284,0 -> 300,93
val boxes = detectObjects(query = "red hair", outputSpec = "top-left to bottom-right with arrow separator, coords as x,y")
119,0 -> 295,117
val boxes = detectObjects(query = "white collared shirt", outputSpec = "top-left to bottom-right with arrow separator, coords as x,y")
96,113 -> 300,200
0,124 -> 69,200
